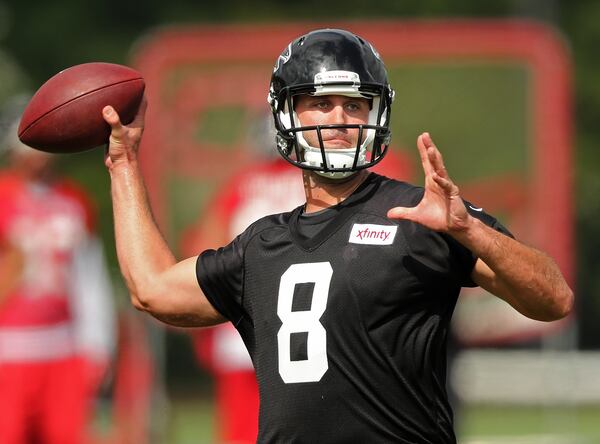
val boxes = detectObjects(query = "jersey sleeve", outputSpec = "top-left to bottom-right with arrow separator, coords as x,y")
405,199 -> 513,288
462,203 -> 513,286
196,232 -> 247,324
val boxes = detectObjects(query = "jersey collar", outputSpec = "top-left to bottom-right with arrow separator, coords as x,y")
289,173 -> 382,251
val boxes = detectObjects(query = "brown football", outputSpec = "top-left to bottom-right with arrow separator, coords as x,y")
18,62 -> 145,153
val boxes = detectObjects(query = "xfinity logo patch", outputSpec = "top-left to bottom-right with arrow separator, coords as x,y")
349,224 -> 397,245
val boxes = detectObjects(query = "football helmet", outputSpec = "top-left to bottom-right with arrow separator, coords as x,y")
268,28 -> 395,178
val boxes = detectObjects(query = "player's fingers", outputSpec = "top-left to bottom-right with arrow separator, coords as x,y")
102,106 -> 121,127
416,133 -> 434,176
102,106 -> 128,141
102,106 -> 127,141
421,132 -> 435,148
429,149 -> 450,180
103,146 -> 113,168
422,133 -> 450,180
432,172 -> 459,197
387,205 -> 417,221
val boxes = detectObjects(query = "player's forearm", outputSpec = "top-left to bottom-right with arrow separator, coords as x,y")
109,159 -> 176,311
450,217 -> 574,321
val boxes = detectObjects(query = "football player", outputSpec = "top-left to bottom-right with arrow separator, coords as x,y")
0,126 -> 115,443
102,29 -> 573,443
180,114 -> 413,443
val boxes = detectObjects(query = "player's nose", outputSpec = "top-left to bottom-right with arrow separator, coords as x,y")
330,104 -> 348,124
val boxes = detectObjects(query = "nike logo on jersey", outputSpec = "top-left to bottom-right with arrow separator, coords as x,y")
349,224 -> 397,245
468,205 -> 484,212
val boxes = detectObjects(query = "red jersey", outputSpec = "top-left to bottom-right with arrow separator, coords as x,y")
0,172 -> 94,361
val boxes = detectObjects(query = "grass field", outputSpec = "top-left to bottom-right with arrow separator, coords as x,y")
458,405 -> 600,443
161,398 -> 600,444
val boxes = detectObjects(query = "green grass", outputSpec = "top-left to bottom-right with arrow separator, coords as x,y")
166,398 -> 215,444
161,398 -> 600,444
459,405 -> 600,443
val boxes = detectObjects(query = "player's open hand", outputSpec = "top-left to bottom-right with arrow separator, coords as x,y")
102,96 -> 147,170
387,132 -> 472,233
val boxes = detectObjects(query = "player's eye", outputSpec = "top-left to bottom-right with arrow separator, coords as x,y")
345,100 -> 367,112
314,100 -> 330,110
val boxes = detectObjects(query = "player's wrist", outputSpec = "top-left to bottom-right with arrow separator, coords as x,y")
107,156 -> 141,177
447,214 -> 484,244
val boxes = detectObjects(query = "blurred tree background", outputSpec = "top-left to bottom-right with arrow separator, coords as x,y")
0,0 -> 598,353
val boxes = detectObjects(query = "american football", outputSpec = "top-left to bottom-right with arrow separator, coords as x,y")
18,62 -> 145,153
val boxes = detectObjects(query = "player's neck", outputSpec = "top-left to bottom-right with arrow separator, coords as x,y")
302,169 -> 370,213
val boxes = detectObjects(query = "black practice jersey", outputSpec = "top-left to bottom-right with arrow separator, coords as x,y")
197,173 -> 511,444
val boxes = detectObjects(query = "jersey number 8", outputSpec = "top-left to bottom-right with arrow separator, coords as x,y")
277,262 -> 332,383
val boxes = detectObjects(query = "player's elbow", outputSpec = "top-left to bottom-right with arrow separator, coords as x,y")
128,279 -> 164,314
534,286 -> 574,322
511,284 -> 574,322
551,286 -> 574,320
129,290 -> 150,312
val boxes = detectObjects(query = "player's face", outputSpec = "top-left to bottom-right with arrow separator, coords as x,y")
294,95 -> 370,149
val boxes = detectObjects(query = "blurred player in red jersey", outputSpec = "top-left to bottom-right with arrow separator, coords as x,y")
181,116 -> 413,444
0,123 -> 115,444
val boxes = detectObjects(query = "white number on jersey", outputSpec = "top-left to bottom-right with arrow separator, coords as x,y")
277,262 -> 332,383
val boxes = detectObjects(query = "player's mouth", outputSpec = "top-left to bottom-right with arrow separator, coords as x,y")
323,138 -> 355,148
321,131 -> 355,148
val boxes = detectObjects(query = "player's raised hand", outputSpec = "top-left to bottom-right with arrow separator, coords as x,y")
102,95 -> 147,170
387,132 -> 472,233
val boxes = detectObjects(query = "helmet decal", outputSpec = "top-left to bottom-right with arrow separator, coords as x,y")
273,43 -> 292,73
368,43 -> 382,61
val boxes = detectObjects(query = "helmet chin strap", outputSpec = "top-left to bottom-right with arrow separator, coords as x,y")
293,110 -> 375,180
302,145 -> 361,179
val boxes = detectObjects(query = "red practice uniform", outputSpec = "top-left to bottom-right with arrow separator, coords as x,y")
0,171 -> 114,444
